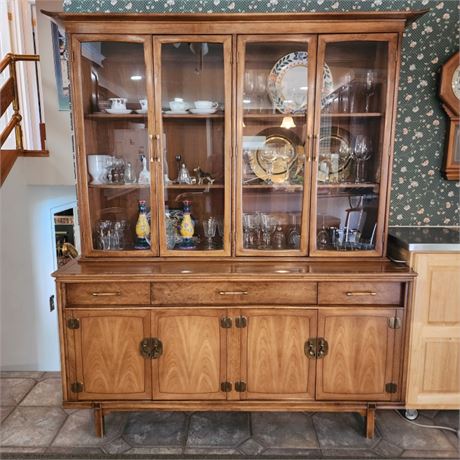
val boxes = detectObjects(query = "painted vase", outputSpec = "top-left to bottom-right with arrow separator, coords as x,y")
134,200 -> 151,249
179,200 -> 196,249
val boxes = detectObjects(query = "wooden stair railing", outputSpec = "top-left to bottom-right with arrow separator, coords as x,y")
0,53 -> 49,186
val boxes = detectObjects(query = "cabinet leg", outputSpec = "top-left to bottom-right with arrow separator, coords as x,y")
93,405 -> 104,438
365,404 -> 376,439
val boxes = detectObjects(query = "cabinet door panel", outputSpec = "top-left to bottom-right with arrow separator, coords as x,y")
69,309 -> 152,400
152,309 -> 227,400
407,253 -> 460,408
317,308 -> 399,400
241,309 -> 317,399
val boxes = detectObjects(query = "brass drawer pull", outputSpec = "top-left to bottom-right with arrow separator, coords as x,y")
346,291 -> 377,296
91,292 -> 121,297
218,291 -> 249,296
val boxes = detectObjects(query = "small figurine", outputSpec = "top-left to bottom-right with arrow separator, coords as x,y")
193,166 -> 215,184
177,163 -> 192,184
138,154 -> 150,184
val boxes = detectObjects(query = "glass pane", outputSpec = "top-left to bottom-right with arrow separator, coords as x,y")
241,41 -> 310,252
80,41 -> 151,252
160,42 -> 226,252
315,41 -> 388,252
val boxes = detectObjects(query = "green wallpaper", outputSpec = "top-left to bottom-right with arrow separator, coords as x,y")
64,0 -> 459,226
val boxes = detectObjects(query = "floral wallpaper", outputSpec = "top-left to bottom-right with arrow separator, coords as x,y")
63,0 -> 459,226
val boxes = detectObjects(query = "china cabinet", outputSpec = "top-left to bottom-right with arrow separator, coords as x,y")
46,9 -> 425,439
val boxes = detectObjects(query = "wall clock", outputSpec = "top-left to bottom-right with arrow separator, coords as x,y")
439,51 -> 460,180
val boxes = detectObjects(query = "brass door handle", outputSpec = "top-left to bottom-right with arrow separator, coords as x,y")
140,337 -> 163,359
304,339 -> 317,359
91,292 -> 121,297
346,291 -> 377,296
218,291 -> 249,295
317,337 -> 329,358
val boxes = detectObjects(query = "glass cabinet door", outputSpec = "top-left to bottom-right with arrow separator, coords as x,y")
236,36 -> 316,256
72,36 -> 157,256
310,35 -> 398,256
154,37 -> 231,256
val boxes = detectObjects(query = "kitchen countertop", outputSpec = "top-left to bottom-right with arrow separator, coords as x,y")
388,227 -> 460,252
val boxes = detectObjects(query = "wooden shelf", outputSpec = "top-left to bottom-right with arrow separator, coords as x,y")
243,112 -> 306,119
317,182 -> 379,188
88,183 -> 149,188
243,184 -> 303,190
166,184 -> 224,189
162,112 -> 224,119
321,112 -> 382,118
85,113 -> 147,120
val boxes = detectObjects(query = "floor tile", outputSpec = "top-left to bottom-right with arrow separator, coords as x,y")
122,411 -> 187,447
39,371 -> 61,380
0,379 -> 36,406
0,406 -> 66,447
46,446 -> 104,455
313,412 -> 379,449
125,446 -> 183,455
238,438 -> 265,455
20,378 -> 62,406
262,447 -> 323,457
52,409 -> 126,447
186,412 -> 250,448
401,449 -> 460,458
434,410 -> 460,431
371,438 -> 404,458
102,437 -> 131,454
0,447 -> 46,454
0,407 -> 14,423
252,412 -> 319,449
322,448 -> 377,457
183,447 -> 240,455
377,411 -> 454,451
0,372 -> 44,379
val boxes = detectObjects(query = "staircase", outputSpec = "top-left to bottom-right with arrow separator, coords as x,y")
0,53 -> 49,186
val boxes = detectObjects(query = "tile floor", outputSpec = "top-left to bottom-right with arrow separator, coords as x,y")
0,372 -> 458,459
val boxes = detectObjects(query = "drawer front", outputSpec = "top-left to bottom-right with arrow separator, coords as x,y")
318,282 -> 403,305
66,282 -> 150,306
151,281 -> 317,305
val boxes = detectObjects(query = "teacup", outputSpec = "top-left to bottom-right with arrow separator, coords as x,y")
194,100 -> 218,110
109,98 -> 127,111
169,98 -> 188,112
139,99 -> 148,111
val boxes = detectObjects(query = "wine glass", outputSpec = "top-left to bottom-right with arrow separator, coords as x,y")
351,135 -> 372,183
203,217 -> 217,250
260,147 -> 278,184
364,70 -> 376,112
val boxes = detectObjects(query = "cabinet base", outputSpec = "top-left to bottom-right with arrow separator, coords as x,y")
63,401 -> 405,439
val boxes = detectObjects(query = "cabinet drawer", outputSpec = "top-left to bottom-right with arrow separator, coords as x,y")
66,282 -> 150,306
151,281 -> 317,305
318,282 -> 403,305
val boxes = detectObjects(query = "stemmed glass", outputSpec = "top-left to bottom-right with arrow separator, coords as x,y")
203,217 -> 217,250
259,213 -> 275,249
351,135 -> 372,183
260,147 -> 278,184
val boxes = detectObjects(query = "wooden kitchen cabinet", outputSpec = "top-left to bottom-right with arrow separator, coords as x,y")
47,9 -> 427,438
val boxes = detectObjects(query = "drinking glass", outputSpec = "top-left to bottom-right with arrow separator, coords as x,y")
203,217 -> 217,249
254,71 -> 267,112
260,147 -> 277,184
351,135 -> 372,183
364,70 -> 376,112
259,213 -> 275,249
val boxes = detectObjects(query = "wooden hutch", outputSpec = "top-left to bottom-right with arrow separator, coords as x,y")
46,10 -> 426,438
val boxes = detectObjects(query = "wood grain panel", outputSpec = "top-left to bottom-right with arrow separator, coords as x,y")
66,282 -> 150,305
428,267 -> 460,323
72,310 -> 151,400
318,282 -> 402,305
241,309 -> 316,400
152,309 -> 226,400
316,308 -> 397,400
151,281 -> 317,305
406,253 -> 460,408
423,340 -> 460,393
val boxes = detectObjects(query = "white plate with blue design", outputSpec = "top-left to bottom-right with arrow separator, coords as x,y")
267,51 -> 333,114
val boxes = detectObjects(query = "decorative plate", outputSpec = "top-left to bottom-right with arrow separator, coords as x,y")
248,128 -> 302,184
267,51 -> 333,114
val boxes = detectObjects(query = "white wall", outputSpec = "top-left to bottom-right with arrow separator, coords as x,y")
0,0 -> 76,371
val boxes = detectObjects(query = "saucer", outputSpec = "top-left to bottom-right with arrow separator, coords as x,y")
136,109 -> 148,114
189,108 -> 217,115
106,108 -> 132,114
164,110 -> 189,114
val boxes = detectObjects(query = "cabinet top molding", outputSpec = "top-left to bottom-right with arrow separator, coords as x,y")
42,10 -> 427,34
